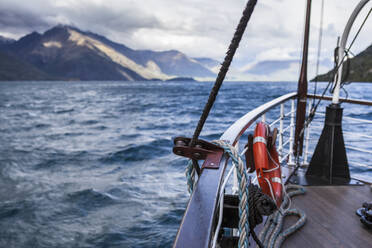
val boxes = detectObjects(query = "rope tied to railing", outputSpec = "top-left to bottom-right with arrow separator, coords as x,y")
186,140 -> 251,247
185,160 -> 195,194
212,140 -> 251,248
248,183 -> 277,248
187,140 -> 277,248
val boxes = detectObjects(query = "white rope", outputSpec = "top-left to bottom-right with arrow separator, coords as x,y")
212,140 -> 251,248
211,145 -> 253,248
211,164 -> 235,248
266,148 -> 292,213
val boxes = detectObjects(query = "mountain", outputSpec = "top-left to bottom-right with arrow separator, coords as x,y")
0,35 -> 15,46
0,25 -> 215,81
193,57 -> 221,73
80,31 -> 215,78
0,51 -> 53,80
313,44 -> 372,82
3,26 -> 161,81
244,60 -> 299,75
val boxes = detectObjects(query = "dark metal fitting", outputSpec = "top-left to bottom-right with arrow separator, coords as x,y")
176,140 -> 186,146
173,136 -> 224,170
245,134 -> 256,173
194,153 -> 202,159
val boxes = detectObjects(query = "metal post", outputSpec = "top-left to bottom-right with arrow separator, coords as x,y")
303,103 -> 312,165
279,103 -> 284,160
294,0 -> 312,156
232,142 -> 239,194
262,113 -> 266,123
289,99 -> 295,165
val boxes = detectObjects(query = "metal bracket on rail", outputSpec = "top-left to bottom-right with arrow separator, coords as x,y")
244,134 -> 256,173
173,137 -> 224,170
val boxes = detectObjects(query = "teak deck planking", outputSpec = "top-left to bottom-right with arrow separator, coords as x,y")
283,185 -> 372,248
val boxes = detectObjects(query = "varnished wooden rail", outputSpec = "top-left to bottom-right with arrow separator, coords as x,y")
173,92 -> 298,248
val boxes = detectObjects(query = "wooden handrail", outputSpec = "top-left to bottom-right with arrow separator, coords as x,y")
173,92 -> 297,248
221,92 -> 298,145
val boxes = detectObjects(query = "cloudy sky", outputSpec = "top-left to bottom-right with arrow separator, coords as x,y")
1,0 -> 372,80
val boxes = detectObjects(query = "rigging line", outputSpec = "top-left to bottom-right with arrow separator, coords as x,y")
347,7 -> 372,53
336,7 -> 372,90
312,0 -> 325,109
293,5 -> 367,169
333,8 -> 372,101
188,0 -> 258,174
345,48 -> 356,57
291,6 -> 371,175
341,86 -> 349,101
310,45 -> 349,120
310,8 -> 371,116
299,0 -> 326,141
343,48 -> 364,85
314,8 -> 372,109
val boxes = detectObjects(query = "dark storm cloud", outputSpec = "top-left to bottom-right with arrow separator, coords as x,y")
0,8 -> 49,29
0,3 -> 53,37
0,0 -> 162,38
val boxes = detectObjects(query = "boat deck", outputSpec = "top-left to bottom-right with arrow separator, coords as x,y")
284,185 -> 372,247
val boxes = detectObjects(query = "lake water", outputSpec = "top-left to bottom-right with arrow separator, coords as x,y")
0,81 -> 371,247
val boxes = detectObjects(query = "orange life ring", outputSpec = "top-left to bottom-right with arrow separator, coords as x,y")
253,121 -> 283,207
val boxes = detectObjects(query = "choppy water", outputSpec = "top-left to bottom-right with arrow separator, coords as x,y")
0,81 -> 371,247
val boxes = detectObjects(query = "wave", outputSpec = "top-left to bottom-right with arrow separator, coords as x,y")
99,139 -> 171,164
34,123 -> 52,129
81,120 -> 99,125
0,199 -> 34,221
34,150 -> 89,170
54,108 -> 74,114
0,203 -> 21,220
66,188 -> 118,211
348,112 -> 372,120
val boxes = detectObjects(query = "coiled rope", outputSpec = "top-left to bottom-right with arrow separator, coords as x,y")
258,185 -> 306,248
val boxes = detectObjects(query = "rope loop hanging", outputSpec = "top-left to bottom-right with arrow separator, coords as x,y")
212,140 -> 252,248
185,140 -> 251,247
258,185 -> 306,248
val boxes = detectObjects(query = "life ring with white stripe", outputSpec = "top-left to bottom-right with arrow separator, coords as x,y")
253,121 -> 283,207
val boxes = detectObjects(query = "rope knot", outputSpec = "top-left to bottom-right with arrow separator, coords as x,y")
248,184 -> 277,229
